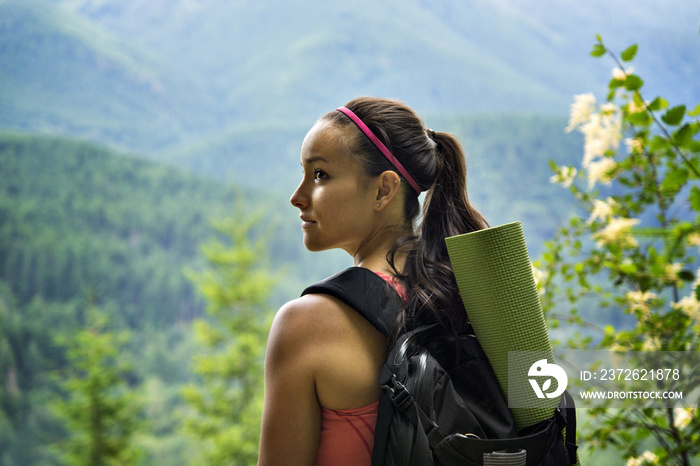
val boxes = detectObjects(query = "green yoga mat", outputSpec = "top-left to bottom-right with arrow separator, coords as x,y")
445,221 -> 560,430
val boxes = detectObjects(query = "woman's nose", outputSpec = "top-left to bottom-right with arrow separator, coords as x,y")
290,182 -> 308,209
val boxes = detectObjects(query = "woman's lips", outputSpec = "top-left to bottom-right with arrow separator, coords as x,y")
300,218 -> 317,228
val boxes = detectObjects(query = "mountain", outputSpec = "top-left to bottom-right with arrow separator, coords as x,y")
1,0 -> 698,188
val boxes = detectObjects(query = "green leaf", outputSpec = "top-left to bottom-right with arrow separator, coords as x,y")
608,78 -> 625,90
620,44 -> 638,62
619,262 -> 637,275
689,186 -> 700,211
624,75 -> 644,91
591,43 -> 606,57
661,166 -> 689,192
626,111 -> 651,126
679,269 -> 695,282
649,135 -> 670,152
596,33 -> 603,42
695,285 -> 700,301
661,105 -> 686,126
634,227 -> 671,238
672,123 -> 694,146
689,104 -> 700,117
647,97 -> 669,112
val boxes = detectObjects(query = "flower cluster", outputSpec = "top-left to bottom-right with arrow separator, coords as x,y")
673,408 -> 695,430
549,165 -> 577,187
671,268 -> 700,321
625,289 -> 657,319
592,217 -> 640,247
612,66 -> 634,82
587,197 -> 619,224
625,450 -> 658,466
564,92 -> 624,189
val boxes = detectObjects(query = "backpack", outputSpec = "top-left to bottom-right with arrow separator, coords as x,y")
302,267 -> 578,466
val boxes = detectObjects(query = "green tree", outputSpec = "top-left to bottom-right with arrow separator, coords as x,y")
539,37 -> 700,465
183,211 -> 275,465
52,307 -> 142,465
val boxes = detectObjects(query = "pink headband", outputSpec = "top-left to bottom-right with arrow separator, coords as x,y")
336,106 -> 422,194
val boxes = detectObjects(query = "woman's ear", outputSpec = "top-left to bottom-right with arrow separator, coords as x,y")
375,170 -> 401,210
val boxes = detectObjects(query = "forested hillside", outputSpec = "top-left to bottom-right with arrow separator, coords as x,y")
0,134 -> 239,464
0,134 -> 236,326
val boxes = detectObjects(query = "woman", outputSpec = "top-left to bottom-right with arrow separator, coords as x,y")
258,97 -> 487,465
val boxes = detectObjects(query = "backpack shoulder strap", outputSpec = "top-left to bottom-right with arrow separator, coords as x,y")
301,267 -> 402,337
563,390 -> 578,463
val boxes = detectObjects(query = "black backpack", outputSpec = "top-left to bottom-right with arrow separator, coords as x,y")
302,267 -> 578,466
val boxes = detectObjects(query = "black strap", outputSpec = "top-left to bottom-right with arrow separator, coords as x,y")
301,267 -> 402,337
379,366 -> 440,466
563,390 -> 578,463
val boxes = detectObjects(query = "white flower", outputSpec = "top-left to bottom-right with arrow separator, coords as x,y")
612,66 -> 634,81
627,100 -> 647,114
600,102 -> 618,114
531,263 -> 547,295
587,197 -> 618,224
587,158 -> 617,189
673,408 -> 694,429
593,217 -> 640,247
625,137 -> 644,154
580,107 -> 622,170
687,233 -> 700,249
601,110 -> 623,149
550,166 -> 577,188
626,290 -> 657,318
642,337 -> 660,351
566,93 -> 596,132
664,263 -> 683,283
627,451 -> 659,466
581,114 -> 605,167
641,451 -> 658,464
692,267 -> 700,289
673,295 -> 700,321
609,342 -> 627,351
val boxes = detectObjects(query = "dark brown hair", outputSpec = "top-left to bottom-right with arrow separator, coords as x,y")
322,97 -> 488,337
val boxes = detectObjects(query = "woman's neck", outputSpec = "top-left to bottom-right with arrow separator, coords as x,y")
352,225 -> 409,277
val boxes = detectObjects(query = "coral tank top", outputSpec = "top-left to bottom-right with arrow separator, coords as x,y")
314,400 -> 380,465
313,271 -> 405,466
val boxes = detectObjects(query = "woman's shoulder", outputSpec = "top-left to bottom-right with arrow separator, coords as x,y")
269,285 -> 388,364
276,292 -> 386,409
271,292 -> 371,344
265,294 -> 349,382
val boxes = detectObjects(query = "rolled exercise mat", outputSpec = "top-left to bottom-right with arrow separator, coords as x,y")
445,221 -> 560,430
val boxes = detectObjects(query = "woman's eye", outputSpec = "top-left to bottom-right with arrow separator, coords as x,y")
314,169 -> 328,180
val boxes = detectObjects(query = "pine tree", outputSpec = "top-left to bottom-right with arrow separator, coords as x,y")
52,307 -> 142,465
182,211 -> 275,465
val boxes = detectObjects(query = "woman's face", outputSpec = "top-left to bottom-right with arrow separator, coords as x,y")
290,120 -> 380,254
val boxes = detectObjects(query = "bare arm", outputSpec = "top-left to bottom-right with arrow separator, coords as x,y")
258,299 -> 321,466
258,293 -> 386,464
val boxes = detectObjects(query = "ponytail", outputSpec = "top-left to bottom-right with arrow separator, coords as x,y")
397,131 -> 487,337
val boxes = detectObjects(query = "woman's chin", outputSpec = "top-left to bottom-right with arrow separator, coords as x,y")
302,238 -> 325,252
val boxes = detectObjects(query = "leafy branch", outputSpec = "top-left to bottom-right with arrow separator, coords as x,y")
540,36 -> 700,465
